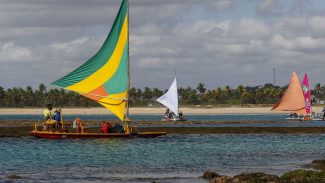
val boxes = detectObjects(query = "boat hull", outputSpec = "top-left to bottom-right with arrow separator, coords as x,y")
31,131 -> 167,139
161,118 -> 187,122
284,117 -> 324,121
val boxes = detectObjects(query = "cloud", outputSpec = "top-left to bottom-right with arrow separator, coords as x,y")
0,42 -> 32,63
1,0 -> 325,89
207,0 -> 234,11
49,37 -> 91,57
256,0 -> 280,16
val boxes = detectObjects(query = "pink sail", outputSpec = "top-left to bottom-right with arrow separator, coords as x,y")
302,73 -> 311,114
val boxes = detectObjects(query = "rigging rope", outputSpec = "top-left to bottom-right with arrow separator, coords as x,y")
48,84 -> 128,101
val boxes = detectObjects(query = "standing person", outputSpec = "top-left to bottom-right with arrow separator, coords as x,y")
53,109 -> 63,131
43,104 -> 58,131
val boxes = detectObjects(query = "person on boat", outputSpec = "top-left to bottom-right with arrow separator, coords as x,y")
73,118 -> 84,133
101,122 -> 112,133
54,109 -> 66,131
322,106 -> 325,119
43,104 -> 58,131
170,112 -> 176,119
53,109 -> 62,124
101,122 -> 108,133
179,111 -> 183,120
164,109 -> 170,119
110,123 -> 124,133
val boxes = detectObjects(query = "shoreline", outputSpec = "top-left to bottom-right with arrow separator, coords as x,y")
1,106 -> 321,115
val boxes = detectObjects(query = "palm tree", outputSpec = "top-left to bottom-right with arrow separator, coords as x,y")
136,89 -> 142,100
197,82 -> 206,95
236,85 -> 244,99
152,88 -> 163,99
25,86 -> 34,107
224,85 -> 232,100
128,87 -> 137,106
0,86 -> 5,107
214,87 -> 222,104
189,89 -> 199,105
241,91 -> 254,104
314,83 -> 322,104
143,87 -> 152,101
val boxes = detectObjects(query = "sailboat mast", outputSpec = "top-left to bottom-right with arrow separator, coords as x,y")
174,70 -> 179,114
125,0 -> 130,121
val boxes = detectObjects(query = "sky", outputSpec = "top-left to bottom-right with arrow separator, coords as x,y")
1,0 -> 325,89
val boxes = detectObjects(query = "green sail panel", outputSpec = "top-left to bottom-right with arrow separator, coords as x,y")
51,0 -> 128,88
103,42 -> 128,94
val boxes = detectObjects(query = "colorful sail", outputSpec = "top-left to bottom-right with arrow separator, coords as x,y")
156,78 -> 179,116
271,71 -> 307,115
51,0 -> 128,121
302,73 -> 311,114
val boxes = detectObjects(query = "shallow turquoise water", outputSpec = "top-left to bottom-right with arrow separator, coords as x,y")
0,114 -> 286,122
1,134 -> 325,182
2,114 -> 325,127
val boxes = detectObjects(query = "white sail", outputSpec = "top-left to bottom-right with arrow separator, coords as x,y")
156,78 -> 179,116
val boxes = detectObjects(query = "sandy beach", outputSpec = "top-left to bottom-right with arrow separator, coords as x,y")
1,106 -> 322,115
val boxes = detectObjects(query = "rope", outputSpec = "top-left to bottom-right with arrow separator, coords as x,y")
48,84 -> 128,101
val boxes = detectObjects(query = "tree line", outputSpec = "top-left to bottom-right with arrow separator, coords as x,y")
0,83 -> 324,108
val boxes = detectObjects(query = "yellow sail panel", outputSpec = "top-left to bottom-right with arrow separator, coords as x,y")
272,71 -> 307,115
98,92 -> 127,121
67,15 -> 128,94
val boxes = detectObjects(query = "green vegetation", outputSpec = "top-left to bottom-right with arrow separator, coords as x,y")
281,170 -> 325,183
0,82 -> 324,107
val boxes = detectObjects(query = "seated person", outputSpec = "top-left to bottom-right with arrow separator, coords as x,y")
101,122 -> 113,133
164,109 -> 170,118
73,118 -> 84,133
168,112 -> 173,119
170,112 -> 176,119
53,109 -> 62,124
43,104 -> 58,131
179,111 -> 184,120
288,113 -> 294,118
109,123 -> 124,133
293,113 -> 298,118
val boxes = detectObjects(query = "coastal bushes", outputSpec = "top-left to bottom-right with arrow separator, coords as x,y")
204,160 -> 325,183
0,82 -> 324,107
281,170 -> 325,183
204,170 -> 325,183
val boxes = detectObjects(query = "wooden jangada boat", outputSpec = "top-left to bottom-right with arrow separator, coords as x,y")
156,78 -> 187,122
271,71 -> 322,121
31,0 -> 166,139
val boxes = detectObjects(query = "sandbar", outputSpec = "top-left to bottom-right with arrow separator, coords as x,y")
1,106 -> 322,115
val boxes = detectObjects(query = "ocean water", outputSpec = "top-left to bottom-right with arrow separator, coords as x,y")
0,114 -> 286,121
1,134 -> 325,182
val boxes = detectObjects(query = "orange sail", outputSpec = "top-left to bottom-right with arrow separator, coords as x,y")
271,71 -> 307,115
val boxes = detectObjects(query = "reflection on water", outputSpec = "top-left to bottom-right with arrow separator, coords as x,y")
0,134 -> 325,182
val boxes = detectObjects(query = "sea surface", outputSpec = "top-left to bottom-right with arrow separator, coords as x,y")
1,134 -> 325,183
0,114 -> 285,121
